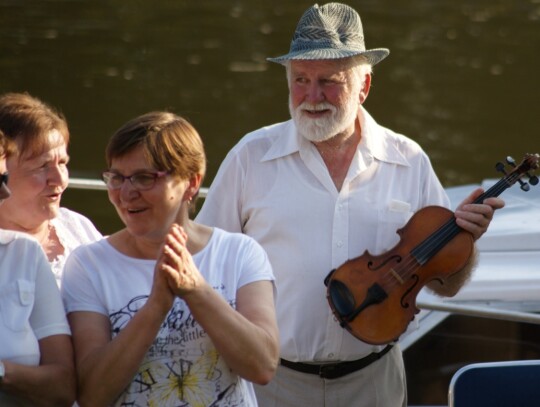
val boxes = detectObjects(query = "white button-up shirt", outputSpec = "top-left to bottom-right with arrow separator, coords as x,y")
197,106 -> 449,362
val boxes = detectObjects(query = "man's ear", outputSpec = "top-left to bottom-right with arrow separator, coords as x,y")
360,73 -> 371,104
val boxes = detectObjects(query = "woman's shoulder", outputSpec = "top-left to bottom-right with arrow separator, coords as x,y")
0,228 -> 41,249
57,207 -> 98,226
68,237 -> 109,258
208,226 -> 253,244
53,207 -> 103,244
205,227 -> 266,257
0,229 -> 50,282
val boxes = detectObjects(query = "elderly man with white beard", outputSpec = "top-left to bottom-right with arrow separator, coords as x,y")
196,3 -> 504,406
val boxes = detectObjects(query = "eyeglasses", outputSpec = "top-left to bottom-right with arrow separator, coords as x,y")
0,172 -> 8,187
101,171 -> 169,191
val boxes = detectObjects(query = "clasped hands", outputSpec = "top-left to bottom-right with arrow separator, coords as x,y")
150,223 -> 206,310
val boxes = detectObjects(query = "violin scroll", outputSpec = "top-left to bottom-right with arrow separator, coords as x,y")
496,154 -> 540,192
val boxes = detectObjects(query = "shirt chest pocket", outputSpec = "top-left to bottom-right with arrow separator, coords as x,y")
375,200 -> 414,253
0,279 -> 35,332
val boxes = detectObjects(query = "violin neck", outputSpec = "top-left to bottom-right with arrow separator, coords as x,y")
473,174 -> 517,203
411,176 -> 513,265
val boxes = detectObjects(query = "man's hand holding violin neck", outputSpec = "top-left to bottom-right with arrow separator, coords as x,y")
454,187 -> 505,241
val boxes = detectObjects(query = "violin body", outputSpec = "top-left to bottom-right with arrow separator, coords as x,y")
326,206 -> 474,345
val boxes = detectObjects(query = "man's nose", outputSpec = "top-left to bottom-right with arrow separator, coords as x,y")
305,83 -> 325,104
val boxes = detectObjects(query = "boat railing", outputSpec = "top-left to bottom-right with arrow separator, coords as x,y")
401,299 -> 540,352
68,177 -> 209,197
418,300 -> 540,325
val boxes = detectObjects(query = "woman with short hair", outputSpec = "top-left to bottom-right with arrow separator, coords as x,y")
62,111 -> 279,406
0,92 -> 102,286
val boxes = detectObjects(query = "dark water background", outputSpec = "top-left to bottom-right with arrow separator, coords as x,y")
2,0 -> 539,235
1,1 -> 540,404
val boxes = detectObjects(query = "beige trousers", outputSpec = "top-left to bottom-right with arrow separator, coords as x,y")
254,344 -> 407,407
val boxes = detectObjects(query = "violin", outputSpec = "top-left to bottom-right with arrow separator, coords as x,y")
324,154 -> 540,345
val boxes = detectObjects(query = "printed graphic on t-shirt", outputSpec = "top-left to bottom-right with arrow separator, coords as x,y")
109,295 -> 246,407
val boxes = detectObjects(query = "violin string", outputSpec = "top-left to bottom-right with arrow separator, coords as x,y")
377,173 -> 518,290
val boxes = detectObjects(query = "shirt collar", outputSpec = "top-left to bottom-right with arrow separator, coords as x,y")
261,120 -> 300,162
261,106 -> 411,168
0,229 -> 17,245
359,106 -> 410,167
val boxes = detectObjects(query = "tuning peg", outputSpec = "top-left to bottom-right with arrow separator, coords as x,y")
528,175 -> 539,186
519,180 -> 530,192
504,157 -> 531,191
495,161 -> 507,175
506,156 -> 517,167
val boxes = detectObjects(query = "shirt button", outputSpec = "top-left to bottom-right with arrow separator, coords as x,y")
337,241 -> 343,248
328,353 -> 335,358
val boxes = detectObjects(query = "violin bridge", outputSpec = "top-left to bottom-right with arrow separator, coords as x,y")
390,268 -> 404,285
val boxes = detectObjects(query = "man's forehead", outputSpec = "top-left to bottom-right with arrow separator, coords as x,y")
290,59 -> 349,75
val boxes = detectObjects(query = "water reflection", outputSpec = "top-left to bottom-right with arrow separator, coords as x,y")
1,0 -> 539,229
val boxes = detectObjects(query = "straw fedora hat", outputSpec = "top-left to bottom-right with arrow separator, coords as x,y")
268,2 -> 389,66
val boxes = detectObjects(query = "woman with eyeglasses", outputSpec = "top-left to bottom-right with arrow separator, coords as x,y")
61,111 -> 279,406
0,130 -> 76,406
0,92 -> 102,287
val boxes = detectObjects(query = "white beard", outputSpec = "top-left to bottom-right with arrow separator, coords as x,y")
289,96 -> 360,143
